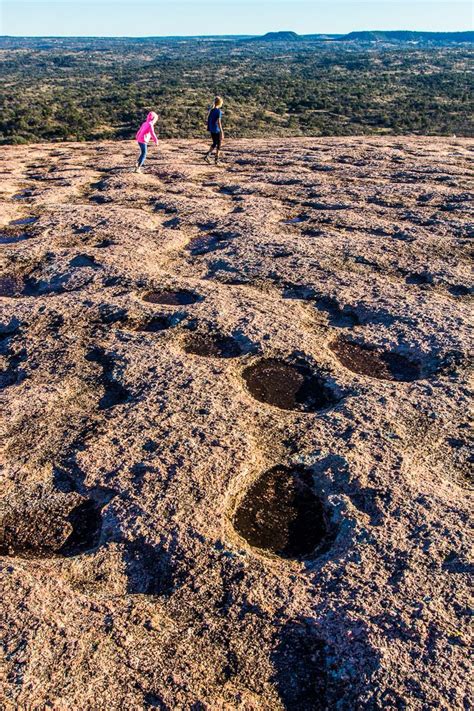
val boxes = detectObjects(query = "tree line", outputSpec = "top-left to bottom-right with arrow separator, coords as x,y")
0,38 -> 472,143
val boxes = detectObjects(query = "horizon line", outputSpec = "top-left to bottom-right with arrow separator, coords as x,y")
1,28 -> 473,39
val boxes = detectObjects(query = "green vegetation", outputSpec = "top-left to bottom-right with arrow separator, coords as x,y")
0,36 -> 472,143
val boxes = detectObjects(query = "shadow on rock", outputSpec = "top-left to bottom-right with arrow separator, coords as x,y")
0,320 -> 27,389
86,346 -> 131,409
59,499 -> 103,557
271,619 -> 328,710
124,538 -> 176,595
143,692 -> 170,710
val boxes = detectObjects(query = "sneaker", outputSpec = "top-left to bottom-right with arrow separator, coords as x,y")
204,154 -> 211,164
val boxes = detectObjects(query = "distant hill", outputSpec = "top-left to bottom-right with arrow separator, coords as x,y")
338,31 -> 474,44
245,31 -> 302,43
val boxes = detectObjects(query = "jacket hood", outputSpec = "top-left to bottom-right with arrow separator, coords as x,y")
147,112 -> 158,122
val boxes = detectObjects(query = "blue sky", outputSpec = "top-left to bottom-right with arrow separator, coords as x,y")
1,1 -> 472,37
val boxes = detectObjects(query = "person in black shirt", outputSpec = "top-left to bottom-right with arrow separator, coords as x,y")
205,96 -> 224,166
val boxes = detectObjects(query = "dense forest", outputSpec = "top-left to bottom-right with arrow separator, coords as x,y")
0,36 -> 473,143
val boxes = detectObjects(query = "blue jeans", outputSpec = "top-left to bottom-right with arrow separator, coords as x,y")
137,142 -> 147,167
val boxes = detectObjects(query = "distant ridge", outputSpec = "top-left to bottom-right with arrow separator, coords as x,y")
242,30 -> 474,44
339,30 -> 474,43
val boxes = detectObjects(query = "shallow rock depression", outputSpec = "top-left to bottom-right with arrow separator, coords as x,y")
233,465 -> 329,558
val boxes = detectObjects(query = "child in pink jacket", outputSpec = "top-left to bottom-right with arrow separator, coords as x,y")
134,112 -> 158,173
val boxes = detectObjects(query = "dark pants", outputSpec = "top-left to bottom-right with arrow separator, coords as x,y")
210,132 -> 222,150
137,141 -> 147,167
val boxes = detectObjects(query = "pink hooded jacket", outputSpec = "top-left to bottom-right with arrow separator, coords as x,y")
136,112 -> 158,144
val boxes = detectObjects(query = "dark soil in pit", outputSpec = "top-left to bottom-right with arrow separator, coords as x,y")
0,497 -> 102,558
233,466 -> 328,559
182,332 -> 242,359
330,337 -> 421,382
142,289 -> 199,306
242,358 -> 336,412
130,316 -> 172,333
